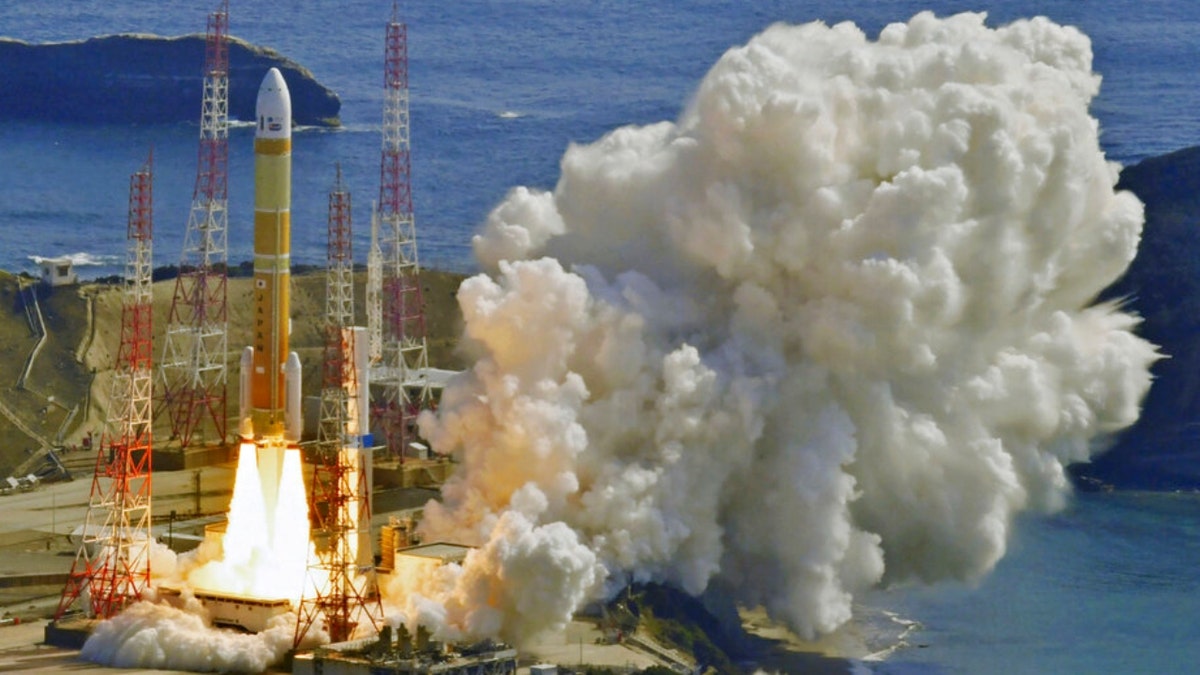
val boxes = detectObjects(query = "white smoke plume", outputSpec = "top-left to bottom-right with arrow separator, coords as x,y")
405,11 -> 1158,643
80,600 -> 298,673
79,540 -> 321,672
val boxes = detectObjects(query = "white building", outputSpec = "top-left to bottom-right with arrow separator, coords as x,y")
38,257 -> 77,287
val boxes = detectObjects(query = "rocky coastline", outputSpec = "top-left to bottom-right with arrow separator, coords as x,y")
0,33 -> 340,126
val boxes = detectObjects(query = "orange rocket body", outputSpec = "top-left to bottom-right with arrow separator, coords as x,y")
241,67 -> 301,444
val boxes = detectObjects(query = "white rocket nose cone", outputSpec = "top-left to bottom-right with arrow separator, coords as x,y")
256,67 -> 292,139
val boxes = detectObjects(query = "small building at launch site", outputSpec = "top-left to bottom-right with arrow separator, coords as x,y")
37,256 -> 78,287
158,586 -> 293,634
290,535 -> 514,675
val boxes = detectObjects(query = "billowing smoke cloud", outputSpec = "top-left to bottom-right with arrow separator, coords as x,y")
80,533 -> 327,671
80,599 -> 298,673
77,11 -> 1159,668
407,11 -> 1158,642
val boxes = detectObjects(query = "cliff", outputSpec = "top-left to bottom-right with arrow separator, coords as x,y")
0,33 -> 340,126
1078,147 -> 1200,488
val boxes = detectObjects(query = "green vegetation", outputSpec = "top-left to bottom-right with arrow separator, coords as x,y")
621,584 -> 739,674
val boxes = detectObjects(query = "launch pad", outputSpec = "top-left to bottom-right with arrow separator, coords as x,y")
157,586 -> 292,634
43,3 -> 462,669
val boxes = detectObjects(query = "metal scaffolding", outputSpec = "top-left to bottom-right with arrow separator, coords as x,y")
56,153 -> 155,620
295,166 -> 383,647
372,3 -> 433,462
159,0 -> 230,450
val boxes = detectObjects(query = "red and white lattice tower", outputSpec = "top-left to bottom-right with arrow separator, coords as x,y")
295,165 -> 383,647
373,4 -> 432,461
159,0 -> 230,449
56,153 -> 155,620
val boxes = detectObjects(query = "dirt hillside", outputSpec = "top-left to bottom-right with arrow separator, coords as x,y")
0,267 -> 466,476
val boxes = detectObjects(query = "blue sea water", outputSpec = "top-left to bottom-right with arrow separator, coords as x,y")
868,492 -> 1200,673
2,1 -> 1199,278
1,1 -> 1198,672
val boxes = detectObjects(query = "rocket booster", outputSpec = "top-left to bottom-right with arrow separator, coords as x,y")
241,67 -> 301,442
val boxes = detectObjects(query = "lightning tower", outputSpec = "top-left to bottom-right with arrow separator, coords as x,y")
296,166 -> 383,646
57,153 -> 155,620
373,3 -> 432,460
160,0 -> 230,450
366,210 -> 382,365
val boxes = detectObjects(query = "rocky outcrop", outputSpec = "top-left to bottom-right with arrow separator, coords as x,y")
0,33 -> 340,126
1080,146 -> 1200,488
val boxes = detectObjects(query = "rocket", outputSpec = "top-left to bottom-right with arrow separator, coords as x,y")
207,69 -> 314,599
240,67 -> 302,446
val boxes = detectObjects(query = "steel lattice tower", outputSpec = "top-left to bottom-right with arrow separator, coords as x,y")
366,206 -> 382,365
57,153 -> 155,620
373,4 -> 432,461
159,0 -> 230,450
296,166 -> 383,647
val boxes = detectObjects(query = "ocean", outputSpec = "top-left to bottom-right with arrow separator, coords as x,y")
1,1 -> 1198,671
868,491 -> 1200,673
2,1 -> 1199,279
